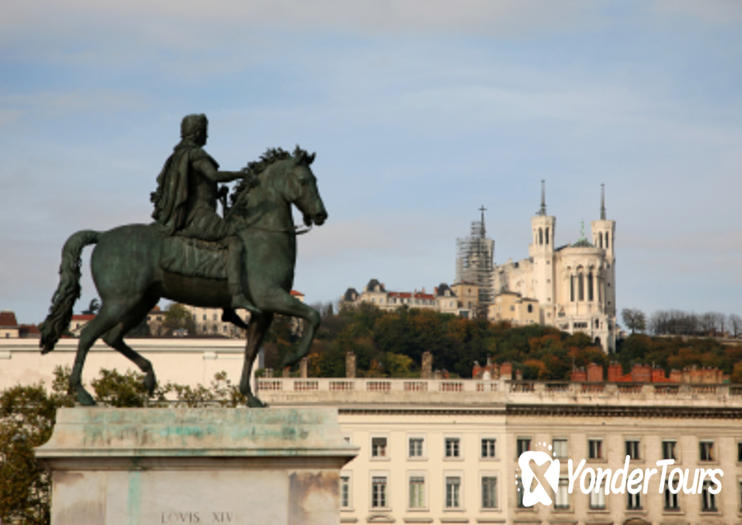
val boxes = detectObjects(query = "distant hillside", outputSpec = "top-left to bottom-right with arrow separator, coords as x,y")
259,304 -> 742,381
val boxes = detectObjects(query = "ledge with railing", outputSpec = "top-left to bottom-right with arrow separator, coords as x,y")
255,377 -> 742,407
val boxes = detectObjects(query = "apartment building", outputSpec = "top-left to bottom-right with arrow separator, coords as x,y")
257,376 -> 742,525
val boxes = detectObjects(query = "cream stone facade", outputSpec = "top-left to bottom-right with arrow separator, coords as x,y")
451,282 -> 480,319
184,304 -> 248,337
146,306 -> 166,336
257,377 -> 742,525
491,184 -> 617,352
0,310 -> 20,338
488,292 -> 540,326
0,338 -> 252,391
68,313 -> 95,336
0,327 -> 19,338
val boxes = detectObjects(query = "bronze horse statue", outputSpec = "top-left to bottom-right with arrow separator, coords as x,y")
39,147 -> 327,407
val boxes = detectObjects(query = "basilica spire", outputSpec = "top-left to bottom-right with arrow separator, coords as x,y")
600,183 -> 606,220
538,180 -> 547,215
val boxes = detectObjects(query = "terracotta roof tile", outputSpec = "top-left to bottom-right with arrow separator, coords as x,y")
19,324 -> 40,336
0,311 -> 18,327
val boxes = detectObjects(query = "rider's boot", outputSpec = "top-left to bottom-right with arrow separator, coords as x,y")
226,237 -> 261,315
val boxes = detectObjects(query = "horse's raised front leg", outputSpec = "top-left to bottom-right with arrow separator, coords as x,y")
239,312 -> 273,407
254,290 -> 321,369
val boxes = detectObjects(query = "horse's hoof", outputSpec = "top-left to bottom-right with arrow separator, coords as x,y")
144,372 -> 157,396
246,396 -> 267,408
75,388 -> 96,406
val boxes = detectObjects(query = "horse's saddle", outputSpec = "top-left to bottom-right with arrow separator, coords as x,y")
160,235 -> 227,280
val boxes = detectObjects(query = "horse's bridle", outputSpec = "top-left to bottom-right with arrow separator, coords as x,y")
242,223 -> 313,236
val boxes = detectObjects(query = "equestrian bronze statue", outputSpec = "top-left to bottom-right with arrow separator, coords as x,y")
39,115 -> 327,407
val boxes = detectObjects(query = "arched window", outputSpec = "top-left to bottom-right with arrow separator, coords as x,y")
578,272 -> 584,301
599,234 -> 603,248
605,232 -> 609,249
539,228 -> 543,245
545,227 -> 550,245
570,275 -> 575,302
588,272 -> 594,301
527,304 -> 533,313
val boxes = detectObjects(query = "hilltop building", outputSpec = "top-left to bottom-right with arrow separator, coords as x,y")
455,206 -> 495,317
341,279 -> 462,317
343,183 -> 616,350
489,182 -> 617,351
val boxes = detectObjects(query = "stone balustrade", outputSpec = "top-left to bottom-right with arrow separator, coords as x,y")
256,377 -> 742,409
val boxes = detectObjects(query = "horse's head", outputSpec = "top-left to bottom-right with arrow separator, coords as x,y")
281,147 -> 327,227
229,146 -> 327,231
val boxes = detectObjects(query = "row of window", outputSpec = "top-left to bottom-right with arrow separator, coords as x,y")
535,226 -> 551,246
341,473 -> 498,511
596,231 -> 610,250
192,313 -> 221,321
370,436 -> 738,462
517,437 -> 732,462
569,272 -> 603,302
371,437 -> 497,459
368,297 -> 438,306
342,473 -> 732,513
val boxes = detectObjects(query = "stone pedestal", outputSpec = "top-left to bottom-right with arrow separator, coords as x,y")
36,407 -> 357,525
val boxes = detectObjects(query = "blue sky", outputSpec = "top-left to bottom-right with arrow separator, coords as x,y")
1,1 -> 741,324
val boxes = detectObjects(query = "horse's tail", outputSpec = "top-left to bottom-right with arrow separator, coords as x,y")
39,230 -> 100,354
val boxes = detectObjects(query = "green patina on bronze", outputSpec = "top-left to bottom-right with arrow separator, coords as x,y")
38,115 -> 327,407
127,471 -> 142,525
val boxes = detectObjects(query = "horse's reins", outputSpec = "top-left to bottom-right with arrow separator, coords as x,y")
247,224 -> 313,236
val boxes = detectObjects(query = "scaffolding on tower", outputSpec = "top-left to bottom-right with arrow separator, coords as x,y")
455,206 -> 495,318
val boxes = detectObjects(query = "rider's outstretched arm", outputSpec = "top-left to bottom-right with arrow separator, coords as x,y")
194,158 -> 245,183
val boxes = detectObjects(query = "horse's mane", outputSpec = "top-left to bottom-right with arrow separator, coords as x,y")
230,146 -> 311,206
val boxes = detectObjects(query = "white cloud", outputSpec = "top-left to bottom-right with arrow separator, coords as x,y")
2,1 -> 598,42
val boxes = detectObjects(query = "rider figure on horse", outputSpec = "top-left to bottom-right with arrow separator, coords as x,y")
150,113 -> 260,314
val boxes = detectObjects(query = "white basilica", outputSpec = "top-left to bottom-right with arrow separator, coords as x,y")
489,183 -> 617,352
